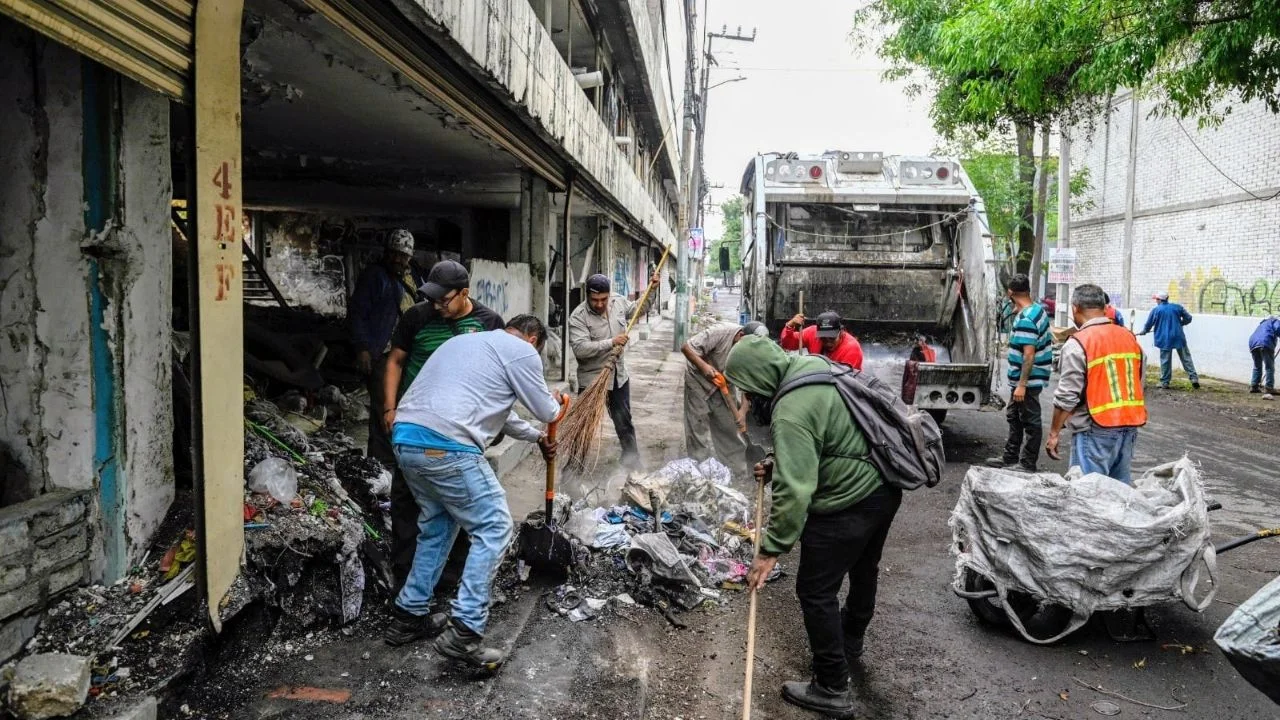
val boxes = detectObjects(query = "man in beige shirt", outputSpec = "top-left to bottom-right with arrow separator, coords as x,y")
680,321 -> 767,478
568,272 -> 659,467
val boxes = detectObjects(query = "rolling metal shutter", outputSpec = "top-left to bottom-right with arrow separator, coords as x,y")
0,0 -> 194,100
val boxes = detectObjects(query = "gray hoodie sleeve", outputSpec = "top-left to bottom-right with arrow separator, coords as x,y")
504,352 -> 562,442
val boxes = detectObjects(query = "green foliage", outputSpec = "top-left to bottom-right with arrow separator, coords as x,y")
708,196 -> 744,272
856,0 -> 1280,130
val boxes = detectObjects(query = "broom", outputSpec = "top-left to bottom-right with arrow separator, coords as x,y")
559,243 -> 672,471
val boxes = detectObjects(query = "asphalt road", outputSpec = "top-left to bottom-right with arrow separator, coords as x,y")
169,292 -> 1280,719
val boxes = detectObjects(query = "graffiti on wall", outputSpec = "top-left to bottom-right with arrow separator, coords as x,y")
1167,267 -> 1280,317
613,255 -> 633,299
470,259 -> 531,318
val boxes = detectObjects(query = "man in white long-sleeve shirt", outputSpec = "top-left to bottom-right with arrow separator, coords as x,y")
383,314 -> 565,668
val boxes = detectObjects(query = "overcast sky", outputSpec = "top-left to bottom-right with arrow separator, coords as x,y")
698,0 -> 938,241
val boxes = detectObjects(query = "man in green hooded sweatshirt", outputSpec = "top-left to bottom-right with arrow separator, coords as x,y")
726,335 -> 902,719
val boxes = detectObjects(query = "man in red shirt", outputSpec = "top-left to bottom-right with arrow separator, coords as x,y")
780,310 -> 864,369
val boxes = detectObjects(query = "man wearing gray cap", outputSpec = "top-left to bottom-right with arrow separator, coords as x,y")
680,321 -> 768,478
1138,291 -> 1200,390
568,271 -> 660,468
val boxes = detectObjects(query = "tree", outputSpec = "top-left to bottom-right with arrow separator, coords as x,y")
707,196 -> 744,274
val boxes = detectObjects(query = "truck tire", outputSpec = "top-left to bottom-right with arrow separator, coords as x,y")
926,409 -> 947,425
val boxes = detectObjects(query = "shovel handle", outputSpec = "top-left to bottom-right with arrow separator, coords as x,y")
545,394 -> 570,521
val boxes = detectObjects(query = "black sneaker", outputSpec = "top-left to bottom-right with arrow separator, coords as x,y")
781,679 -> 856,719
384,607 -> 448,646
434,620 -> 505,670
1250,385 -> 1262,394
1191,381 -> 1201,390
984,457 -> 1016,468
1016,463 -> 1038,473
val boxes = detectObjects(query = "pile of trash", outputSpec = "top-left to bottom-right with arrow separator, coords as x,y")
511,458 -> 774,628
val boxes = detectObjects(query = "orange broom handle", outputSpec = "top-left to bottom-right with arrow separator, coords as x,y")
544,393 -> 570,519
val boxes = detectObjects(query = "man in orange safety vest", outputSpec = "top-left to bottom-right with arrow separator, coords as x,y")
1045,284 -> 1148,484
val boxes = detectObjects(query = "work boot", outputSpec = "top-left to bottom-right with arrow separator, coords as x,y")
781,678 -> 856,719
1250,385 -> 1261,394
1016,463 -> 1038,473
434,620 -> 506,670
384,607 -> 449,646
984,457 -> 1016,469
1191,381 -> 1201,390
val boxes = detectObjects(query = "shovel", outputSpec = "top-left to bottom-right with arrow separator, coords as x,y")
517,395 -> 575,575
713,373 -> 768,466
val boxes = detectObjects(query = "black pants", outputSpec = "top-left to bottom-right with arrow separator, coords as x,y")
1002,387 -> 1043,469
795,484 -> 902,689
606,380 -> 639,459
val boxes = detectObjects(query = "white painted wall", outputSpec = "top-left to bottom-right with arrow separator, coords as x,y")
470,258 -> 532,318
0,25 -> 174,576
0,29 -> 94,500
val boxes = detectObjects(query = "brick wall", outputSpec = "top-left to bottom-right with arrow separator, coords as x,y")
0,492 -> 92,663
1069,94 -> 1280,380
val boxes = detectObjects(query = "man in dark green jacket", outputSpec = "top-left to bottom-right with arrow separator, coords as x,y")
727,335 -> 902,719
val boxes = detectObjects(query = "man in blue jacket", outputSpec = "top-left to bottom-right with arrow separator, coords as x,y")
350,228 -> 427,464
1248,316 -> 1280,396
1138,291 -> 1200,390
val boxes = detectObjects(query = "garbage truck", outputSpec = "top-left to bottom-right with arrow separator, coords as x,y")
738,150 -> 1004,422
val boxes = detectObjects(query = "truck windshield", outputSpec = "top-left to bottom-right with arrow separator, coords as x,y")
783,203 -> 933,252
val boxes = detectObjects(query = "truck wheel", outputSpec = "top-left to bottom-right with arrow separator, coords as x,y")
926,409 -> 947,425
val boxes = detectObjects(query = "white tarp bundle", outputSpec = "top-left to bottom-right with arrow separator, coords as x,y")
950,457 -> 1217,643
1215,575 -> 1280,705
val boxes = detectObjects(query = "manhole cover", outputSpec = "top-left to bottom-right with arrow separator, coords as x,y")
1091,700 -> 1121,716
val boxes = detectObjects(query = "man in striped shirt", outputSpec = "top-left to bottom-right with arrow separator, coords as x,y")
987,273 -> 1053,472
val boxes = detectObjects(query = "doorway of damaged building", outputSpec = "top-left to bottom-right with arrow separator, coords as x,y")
0,0 -> 654,696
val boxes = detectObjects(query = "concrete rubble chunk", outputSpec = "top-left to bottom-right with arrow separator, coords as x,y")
7,652 -> 91,720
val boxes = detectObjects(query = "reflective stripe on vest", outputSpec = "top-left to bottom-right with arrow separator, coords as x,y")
1075,324 -> 1148,427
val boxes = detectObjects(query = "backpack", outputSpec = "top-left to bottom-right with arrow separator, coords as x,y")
771,357 -> 945,490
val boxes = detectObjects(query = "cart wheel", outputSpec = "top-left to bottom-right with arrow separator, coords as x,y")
962,568 -> 1077,642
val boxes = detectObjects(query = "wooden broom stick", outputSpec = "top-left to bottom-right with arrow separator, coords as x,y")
742,463 -> 768,719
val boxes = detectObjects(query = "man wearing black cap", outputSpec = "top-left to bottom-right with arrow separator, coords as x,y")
382,259 -> 504,592
569,271 -> 660,468
780,310 -> 864,368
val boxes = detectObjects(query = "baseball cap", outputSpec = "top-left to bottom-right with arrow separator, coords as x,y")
815,311 -> 843,339
585,274 -> 611,294
387,228 -> 415,257
742,321 -> 768,338
423,260 -> 470,301
1152,291 -> 1169,301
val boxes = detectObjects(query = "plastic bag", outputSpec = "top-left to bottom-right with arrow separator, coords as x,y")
1216,575 -> 1280,705
950,457 -> 1216,643
248,457 -> 299,503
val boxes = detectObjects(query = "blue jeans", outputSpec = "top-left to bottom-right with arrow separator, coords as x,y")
1070,426 -> 1139,484
1159,347 -> 1198,386
394,446 -> 512,635
1251,348 -> 1275,389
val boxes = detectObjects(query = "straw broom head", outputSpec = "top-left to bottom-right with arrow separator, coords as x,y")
558,355 -> 618,472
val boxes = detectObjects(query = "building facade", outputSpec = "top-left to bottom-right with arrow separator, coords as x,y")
1070,91 -> 1280,383
0,0 -> 692,660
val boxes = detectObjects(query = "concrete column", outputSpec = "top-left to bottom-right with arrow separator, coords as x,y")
519,171 -> 553,323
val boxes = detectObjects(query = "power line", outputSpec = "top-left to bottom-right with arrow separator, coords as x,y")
1174,118 -> 1280,203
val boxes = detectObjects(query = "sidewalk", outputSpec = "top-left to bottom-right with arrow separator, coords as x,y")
502,310 -> 688,518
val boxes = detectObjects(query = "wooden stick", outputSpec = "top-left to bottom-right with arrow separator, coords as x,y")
1070,677 -> 1188,711
798,290 -> 804,316
742,466 -> 767,719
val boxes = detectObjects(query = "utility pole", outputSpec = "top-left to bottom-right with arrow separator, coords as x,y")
673,0 -> 699,351
1055,130 -> 1071,327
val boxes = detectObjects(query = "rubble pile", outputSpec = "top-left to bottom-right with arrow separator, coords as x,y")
511,458 -> 775,628
8,385 -> 392,717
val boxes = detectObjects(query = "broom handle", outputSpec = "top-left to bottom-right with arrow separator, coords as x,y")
622,243 -> 673,336
742,467 -> 767,719
545,395 -> 570,521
